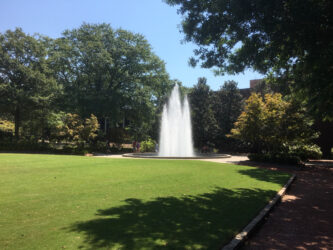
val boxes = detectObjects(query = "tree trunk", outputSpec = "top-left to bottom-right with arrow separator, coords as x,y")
315,120 -> 333,158
14,106 -> 20,140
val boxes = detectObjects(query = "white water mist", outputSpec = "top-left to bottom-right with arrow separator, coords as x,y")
159,85 -> 194,157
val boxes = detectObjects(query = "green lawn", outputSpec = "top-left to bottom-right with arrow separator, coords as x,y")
0,154 -> 290,249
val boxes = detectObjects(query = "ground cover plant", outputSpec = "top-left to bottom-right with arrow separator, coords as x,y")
0,154 -> 290,249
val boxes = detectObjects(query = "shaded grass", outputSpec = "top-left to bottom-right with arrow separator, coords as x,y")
0,154 -> 290,249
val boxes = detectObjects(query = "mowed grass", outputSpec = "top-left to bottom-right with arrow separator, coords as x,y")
0,154 -> 290,249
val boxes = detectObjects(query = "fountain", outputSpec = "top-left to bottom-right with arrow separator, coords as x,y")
159,85 -> 194,157
123,85 -> 230,159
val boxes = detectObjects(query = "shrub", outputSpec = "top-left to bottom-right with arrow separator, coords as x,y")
0,140 -> 50,152
287,144 -> 322,160
0,119 -> 14,133
140,138 -> 156,152
56,113 -> 99,144
230,93 -> 316,154
248,143 -> 322,164
93,141 -> 109,153
248,152 -> 301,165
0,119 -> 14,140
0,140 -> 92,156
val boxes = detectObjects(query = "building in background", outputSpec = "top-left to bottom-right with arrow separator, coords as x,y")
239,79 -> 264,98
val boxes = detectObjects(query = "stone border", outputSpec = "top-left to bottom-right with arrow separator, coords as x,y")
221,174 -> 296,250
122,153 -> 231,159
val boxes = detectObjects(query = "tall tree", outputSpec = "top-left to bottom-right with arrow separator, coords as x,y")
0,28 -> 59,139
212,80 -> 243,147
189,77 -> 218,149
166,0 -> 333,120
49,23 -> 172,140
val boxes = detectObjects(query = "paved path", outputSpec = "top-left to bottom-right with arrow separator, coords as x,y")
94,154 -> 249,163
200,155 -> 249,164
239,161 -> 333,250
94,154 -> 126,159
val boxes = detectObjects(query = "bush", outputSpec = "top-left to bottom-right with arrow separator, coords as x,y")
140,138 -> 156,153
88,142 -> 133,154
0,119 -> 14,141
0,119 -> 14,133
248,152 -> 301,165
0,140 -> 52,152
108,144 -> 132,154
230,93 -> 317,155
248,143 -> 322,164
55,113 -> 99,144
287,144 -> 322,160
91,141 -> 109,153
0,140 -> 90,155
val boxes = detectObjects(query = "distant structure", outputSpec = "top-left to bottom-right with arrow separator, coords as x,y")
239,79 -> 264,98
250,79 -> 264,89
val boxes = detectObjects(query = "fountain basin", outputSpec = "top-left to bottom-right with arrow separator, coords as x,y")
122,153 -> 231,159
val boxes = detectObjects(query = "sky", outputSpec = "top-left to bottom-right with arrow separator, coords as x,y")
0,0 -> 264,90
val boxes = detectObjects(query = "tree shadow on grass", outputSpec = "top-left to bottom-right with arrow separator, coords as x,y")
237,167 -> 291,185
68,188 -> 277,249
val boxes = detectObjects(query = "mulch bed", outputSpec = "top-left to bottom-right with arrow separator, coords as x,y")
240,160 -> 333,250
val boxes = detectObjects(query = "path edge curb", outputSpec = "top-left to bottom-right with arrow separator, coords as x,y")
221,173 -> 296,250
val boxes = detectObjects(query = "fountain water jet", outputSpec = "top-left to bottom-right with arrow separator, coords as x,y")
159,85 -> 194,157
122,85 -> 230,159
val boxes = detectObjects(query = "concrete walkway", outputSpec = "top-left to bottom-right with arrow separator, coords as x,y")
93,154 -> 127,159
93,154 -> 249,164
200,155 -> 249,164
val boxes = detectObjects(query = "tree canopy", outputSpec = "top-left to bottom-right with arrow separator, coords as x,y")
189,77 -> 218,149
166,0 -> 333,120
51,23 -> 172,129
230,93 -> 316,153
0,28 -> 59,139
212,81 -> 243,135
0,24 -> 174,143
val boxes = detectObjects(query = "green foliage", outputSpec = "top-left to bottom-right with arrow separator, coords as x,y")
287,144 -> 322,160
57,113 -> 84,142
0,24 -> 174,147
0,134 -> 95,155
0,140 -> 52,152
81,114 -> 100,142
313,120 -> 333,158
0,119 -> 14,140
56,113 -> 99,144
212,80 -> 243,148
166,0 -> 333,120
140,138 -> 156,152
248,153 -> 301,165
230,93 -> 266,152
0,119 -> 14,133
50,23 -> 173,140
248,144 -> 323,164
189,77 -> 219,149
18,110 -> 62,142
0,28 -> 60,139
230,93 -> 319,160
